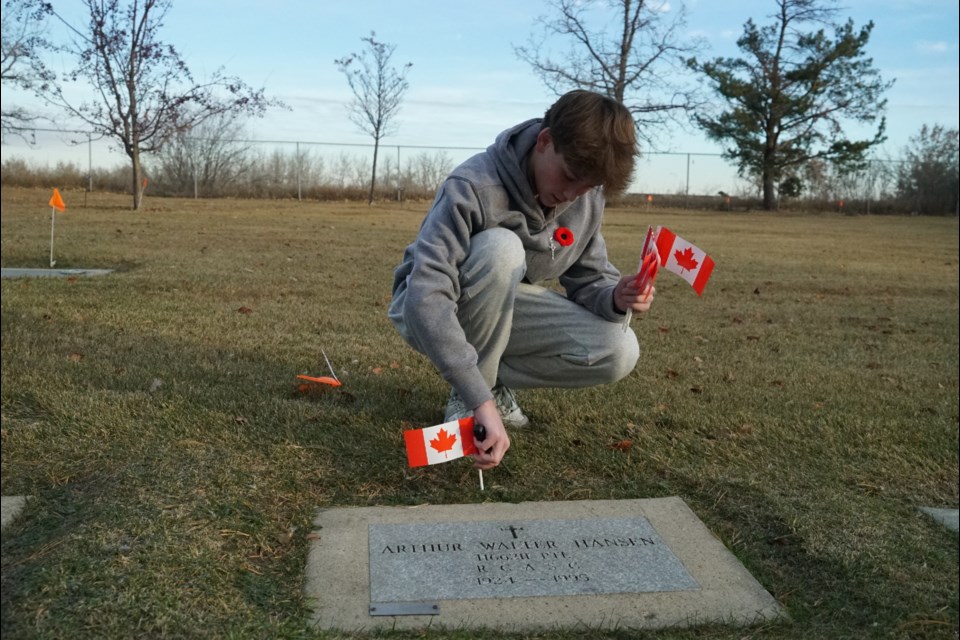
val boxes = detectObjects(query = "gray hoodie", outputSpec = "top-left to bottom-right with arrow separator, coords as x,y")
389,118 -> 623,410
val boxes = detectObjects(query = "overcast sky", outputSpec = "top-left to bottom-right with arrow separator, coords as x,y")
2,0 -> 957,186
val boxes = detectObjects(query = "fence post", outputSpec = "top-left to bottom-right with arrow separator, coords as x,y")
297,141 -> 302,201
395,145 -> 400,201
85,133 -> 92,207
87,133 -> 93,193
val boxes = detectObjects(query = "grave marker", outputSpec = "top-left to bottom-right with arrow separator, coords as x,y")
369,516 -> 698,604
305,497 -> 785,632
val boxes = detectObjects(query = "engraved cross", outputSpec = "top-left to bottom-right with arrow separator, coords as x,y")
501,525 -> 524,539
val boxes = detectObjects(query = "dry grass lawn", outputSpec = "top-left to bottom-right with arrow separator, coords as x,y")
1,187 -> 957,639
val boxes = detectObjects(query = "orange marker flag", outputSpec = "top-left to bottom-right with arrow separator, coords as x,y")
49,188 -> 66,212
296,374 -> 342,387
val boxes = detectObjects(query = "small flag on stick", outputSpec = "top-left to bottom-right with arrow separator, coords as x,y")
296,374 -> 342,387
655,226 -> 714,296
49,188 -> 66,212
48,188 -> 67,267
295,348 -> 343,387
622,225 -> 659,331
404,417 -> 478,467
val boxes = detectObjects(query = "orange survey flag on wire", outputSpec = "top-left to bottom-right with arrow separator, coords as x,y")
404,417 -> 479,467
49,188 -> 66,212
655,226 -> 714,296
296,374 -> 342,387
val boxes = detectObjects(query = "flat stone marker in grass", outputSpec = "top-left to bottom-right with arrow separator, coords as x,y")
919,507 -> 959,533
305,497 -> 785,632
1,268 -> 114,279
1,496 -> 28,530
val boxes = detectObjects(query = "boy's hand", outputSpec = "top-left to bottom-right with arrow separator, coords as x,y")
471,400 -> 510,470
614,272 -> 656,314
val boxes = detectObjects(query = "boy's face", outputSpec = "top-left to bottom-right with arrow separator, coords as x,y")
530,128 -> 596,208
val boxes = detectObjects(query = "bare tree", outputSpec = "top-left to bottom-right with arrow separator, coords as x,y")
407,150 -> 453,193
351,155 -> 371,189
148,111 -> 254,197
335,32 -> 411,205
40,0 -> 281,209
331,152 -> 353,191
515,0 -> 704,147
896,124 -> 959,215
379,153 -> 398,196
1,0 -> 52,136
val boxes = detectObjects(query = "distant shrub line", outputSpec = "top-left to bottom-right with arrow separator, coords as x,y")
1,154 -> 955,215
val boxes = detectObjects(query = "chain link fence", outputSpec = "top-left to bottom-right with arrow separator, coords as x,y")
1,125 -> 910,212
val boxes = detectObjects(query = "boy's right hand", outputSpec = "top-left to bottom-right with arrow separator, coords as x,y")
614,272 -> 656,314
472,399 -> 510,470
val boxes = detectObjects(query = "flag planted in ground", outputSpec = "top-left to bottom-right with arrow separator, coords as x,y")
49,188 -> 66,212
404,417 -> 478,467
656,226 -> 714,296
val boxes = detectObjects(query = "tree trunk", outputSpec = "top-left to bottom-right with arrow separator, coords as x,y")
131,148 -> 142,211
762,175 -> 777,210
761,141 -> 778,210
368,140 -> 380,205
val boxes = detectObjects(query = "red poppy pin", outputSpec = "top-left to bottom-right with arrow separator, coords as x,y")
554,227 -> 574,247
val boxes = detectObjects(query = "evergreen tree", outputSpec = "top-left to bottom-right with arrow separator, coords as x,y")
688,0 -> 891,210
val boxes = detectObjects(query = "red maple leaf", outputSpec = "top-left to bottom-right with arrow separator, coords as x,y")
673,247 -> 699,272
429,428 -> 458,454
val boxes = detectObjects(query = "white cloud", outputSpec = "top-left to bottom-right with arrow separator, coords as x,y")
916,40 -> 952,54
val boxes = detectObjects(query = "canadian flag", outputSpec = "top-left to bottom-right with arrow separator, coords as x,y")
404,417 -> 478,467
655,226 -> 714,296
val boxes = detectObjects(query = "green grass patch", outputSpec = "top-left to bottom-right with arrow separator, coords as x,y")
2,187 -> 958,639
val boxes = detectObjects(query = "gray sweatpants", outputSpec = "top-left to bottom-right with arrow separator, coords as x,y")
393,228 -> 640,392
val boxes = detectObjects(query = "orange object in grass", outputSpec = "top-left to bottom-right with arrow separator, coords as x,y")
296,374 -> 342,387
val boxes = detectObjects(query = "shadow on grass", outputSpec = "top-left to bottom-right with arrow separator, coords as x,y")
674,476 -> 958,637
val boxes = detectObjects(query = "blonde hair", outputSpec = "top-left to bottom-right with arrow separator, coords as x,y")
542,90 -> 637,194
